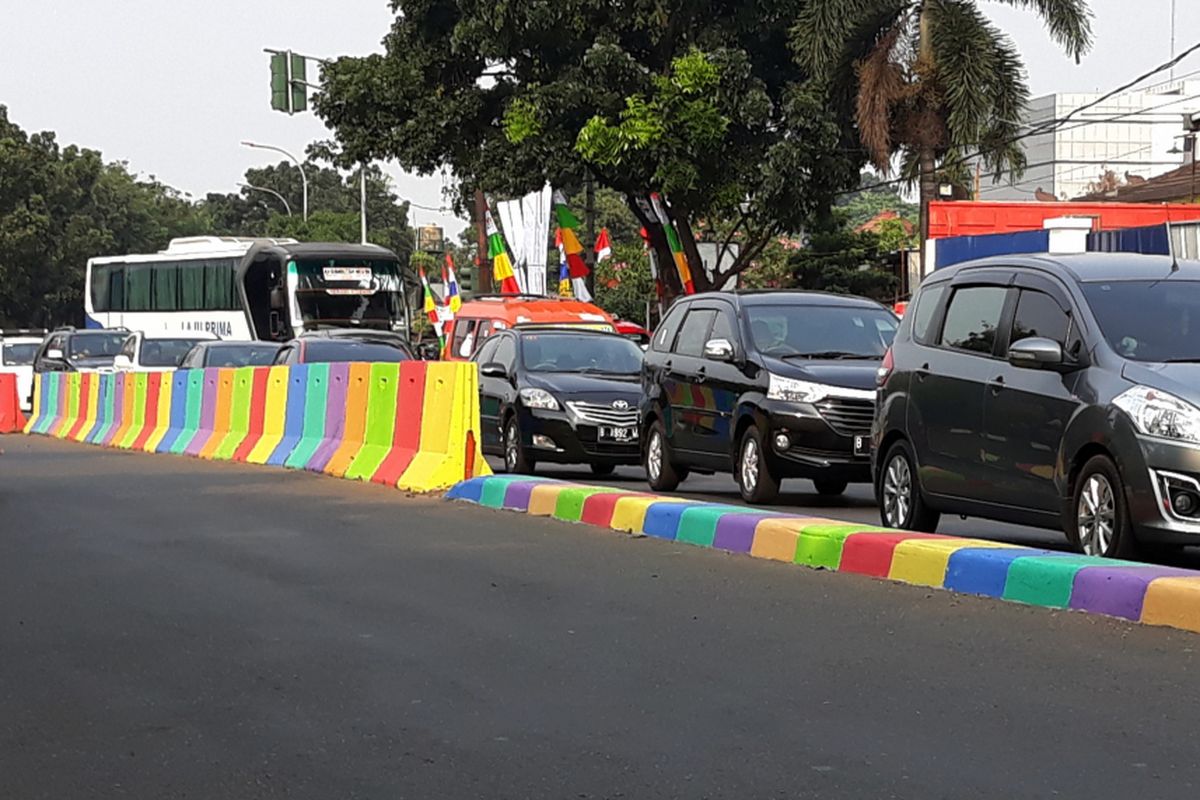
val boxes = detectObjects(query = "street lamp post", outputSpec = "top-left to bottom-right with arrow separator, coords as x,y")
240,140 -> 308,221
238,182 -> 292,217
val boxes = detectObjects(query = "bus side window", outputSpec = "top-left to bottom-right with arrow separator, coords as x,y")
453,319 -> 478,359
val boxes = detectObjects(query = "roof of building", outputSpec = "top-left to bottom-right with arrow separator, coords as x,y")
855,210 -> 916,236
1072,161 -> 1200,204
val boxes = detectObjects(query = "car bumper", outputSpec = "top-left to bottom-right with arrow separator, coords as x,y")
1119,431 -> 1200,544
759,399 -> 873,483
519,408 -> 642,466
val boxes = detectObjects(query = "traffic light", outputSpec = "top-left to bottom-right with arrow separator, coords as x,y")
269,51 -> 308,114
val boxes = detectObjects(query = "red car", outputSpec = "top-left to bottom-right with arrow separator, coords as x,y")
613,319 -> 651,347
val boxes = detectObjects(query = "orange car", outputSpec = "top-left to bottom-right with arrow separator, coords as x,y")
443,295 -> 616,361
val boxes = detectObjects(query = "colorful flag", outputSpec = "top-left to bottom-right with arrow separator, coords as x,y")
552,190 -> 590,279
485,207 -> 521,294
419,266 -> 444,347
556,231 -> 573,298
649,192 -> 695,294
639,225 -> 664,301
442,252 -> 462,313
594,228 -> 612,263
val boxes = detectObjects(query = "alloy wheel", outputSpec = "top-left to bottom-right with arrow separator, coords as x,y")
882,454 -> 912,528
505,421 -> 520,472
741,437 -> 759,494
647,430 -> 663,482
1077,474 -> 1116,556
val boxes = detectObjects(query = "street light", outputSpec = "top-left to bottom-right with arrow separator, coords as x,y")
238,182 -> 292,217
240,140 -> 308,221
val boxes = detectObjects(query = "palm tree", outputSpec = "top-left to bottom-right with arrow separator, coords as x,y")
792,0 -> 1092,256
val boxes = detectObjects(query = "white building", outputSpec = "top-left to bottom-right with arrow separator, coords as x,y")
978,78 -> 1200,202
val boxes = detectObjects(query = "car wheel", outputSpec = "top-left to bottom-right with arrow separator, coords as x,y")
878,441 -> 940,532
737,426 -> 780,504
504,416 -> 535,474
590,463 -> 615,477
1071,455 -> 1138,559
813,478 -> 848,497
645,419 -> 683,492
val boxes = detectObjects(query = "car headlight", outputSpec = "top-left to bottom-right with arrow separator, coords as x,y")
519,388 -> 560,410
1113,386 -> 1200,444
767,373 -> 832,404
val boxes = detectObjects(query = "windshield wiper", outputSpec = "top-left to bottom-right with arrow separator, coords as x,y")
780,351 -> 878,360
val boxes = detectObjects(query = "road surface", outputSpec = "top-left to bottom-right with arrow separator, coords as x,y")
4,435 -> 1200,799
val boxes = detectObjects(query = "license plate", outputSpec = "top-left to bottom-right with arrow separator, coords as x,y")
853,435 -> 870,457
599,426 -> 638,443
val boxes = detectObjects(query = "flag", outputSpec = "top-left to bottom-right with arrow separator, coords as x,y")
594,228 -> 612,263
556,231 -> 573,298
419,267 -> 444,347
485,207 -> 521,294
552,190 -> 589,279
649,192 -> 695,294
442,252 -> 462,313
640,225 -> 664,301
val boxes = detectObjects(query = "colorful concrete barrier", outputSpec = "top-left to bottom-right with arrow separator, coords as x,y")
25,362 -> 490,492
447,475 -> 1200,636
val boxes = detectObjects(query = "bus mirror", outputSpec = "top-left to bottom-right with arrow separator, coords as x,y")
269,311 -> 285,339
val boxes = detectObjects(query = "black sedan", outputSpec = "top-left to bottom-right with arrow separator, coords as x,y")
179,341 -> 283,369
472,328 -> 644,475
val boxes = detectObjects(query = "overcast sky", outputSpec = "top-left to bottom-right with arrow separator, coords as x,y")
0,0 -> 1194,238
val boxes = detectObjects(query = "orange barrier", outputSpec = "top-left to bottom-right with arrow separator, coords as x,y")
0,373 -> 26,433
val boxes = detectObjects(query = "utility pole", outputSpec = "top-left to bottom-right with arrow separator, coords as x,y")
360,165 -> 368,244
584,172 -> 596,298
474,189 -> 492,294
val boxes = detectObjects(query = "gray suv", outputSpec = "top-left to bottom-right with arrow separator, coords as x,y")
874,253 -> 1200,558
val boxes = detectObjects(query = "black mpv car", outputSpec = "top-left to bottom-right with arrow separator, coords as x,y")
473,328 -> 644,475
641,291 -> 898,503
875,252 -> 1200,559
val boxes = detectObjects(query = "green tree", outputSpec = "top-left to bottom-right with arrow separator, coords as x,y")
837,170 -> 918,230
313,0 -> 862,300
0,106 -> 206,327
593,242 -> 655,325
792,0 -> 1092,245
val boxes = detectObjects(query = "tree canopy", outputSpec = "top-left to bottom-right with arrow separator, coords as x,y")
314,0 -> 863,296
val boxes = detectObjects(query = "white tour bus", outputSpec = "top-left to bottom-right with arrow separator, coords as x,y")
84,236 -> 417,342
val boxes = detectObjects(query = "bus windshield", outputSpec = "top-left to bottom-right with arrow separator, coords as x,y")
291,258 -> 405,331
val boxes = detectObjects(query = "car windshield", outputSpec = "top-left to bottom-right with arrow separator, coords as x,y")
747,304 -> 897,358
141,339 -> 207,368
521,333 -> 644,374
2,343 -> 38,365
302,340 -> 411,364
204,344 -> 282,368
292,258 -> 406,331
68,333 -> 127,359
1083,280 -> 1200,362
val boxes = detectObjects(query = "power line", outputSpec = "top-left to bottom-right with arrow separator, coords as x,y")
840,38 -> 1200,197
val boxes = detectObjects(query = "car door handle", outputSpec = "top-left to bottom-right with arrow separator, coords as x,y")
695,366 -> 707,384
988,375 -> 1005,395
915,363 -> 930,382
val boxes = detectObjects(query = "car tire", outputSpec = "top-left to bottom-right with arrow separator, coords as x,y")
590,463 -> 616,477
737,426 -> 781,504
878,440 -> 940,532
504,416 -> 535,474
813,478 -> 848,497
645,418 -> 684,492
1070,455 -> 1139,559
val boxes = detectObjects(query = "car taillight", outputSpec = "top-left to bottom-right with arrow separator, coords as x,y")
876,347 -> 894,387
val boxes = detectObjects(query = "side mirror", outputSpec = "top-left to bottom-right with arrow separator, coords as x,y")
479,361 -> 508,379
1008,337 -> 1063,369
45,348 -> 64,361
703,338 -> 735,362
113,354 -> 133,370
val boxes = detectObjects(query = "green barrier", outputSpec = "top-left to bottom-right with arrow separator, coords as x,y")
213,367 -> 255,461
344,363 -> 400,481
118,373 -> 148,449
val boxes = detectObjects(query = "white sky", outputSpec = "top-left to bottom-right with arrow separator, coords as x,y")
0,0 -> 1195,240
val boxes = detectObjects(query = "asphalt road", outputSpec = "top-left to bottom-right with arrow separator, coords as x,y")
511,460 -> 1200,569
4,435 -> 1200,799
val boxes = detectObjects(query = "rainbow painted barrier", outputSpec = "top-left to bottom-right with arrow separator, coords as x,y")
24,362 -> 489,492
447,475 -> 1200,635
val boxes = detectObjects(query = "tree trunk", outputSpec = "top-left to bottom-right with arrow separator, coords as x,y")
624,194 -> 685,304
670,211 -> 713,294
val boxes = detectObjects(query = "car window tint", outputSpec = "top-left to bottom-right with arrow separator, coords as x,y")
652,305 -> 686,352
120,336 -> 137,359
674,309 -> 717,357
452,319 -> 477,358
912,283 -> 947,345
709,310 -> 738,347
494,336 -> 516,370
1012,290 -> 1070,347
304,340 -> 410,363
473,337 -> 500,365
939,286 -> 1008,355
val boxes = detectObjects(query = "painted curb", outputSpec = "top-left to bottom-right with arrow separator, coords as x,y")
447,475 -> 1200,635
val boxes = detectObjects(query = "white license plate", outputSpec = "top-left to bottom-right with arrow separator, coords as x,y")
853,435 -> 870,457
599,426 -> 638,443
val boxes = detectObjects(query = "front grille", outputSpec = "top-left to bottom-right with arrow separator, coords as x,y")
566,400 -> 639,427
815,397 -> 875,436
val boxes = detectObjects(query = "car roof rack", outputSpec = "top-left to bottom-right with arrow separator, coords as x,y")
52,325 -> 77,332
0,328 -> 47,337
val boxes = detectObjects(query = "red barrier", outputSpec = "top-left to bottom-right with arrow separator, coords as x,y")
0,373 -> 25,433
233,368 -> 271,463
371,361 -> 427,486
